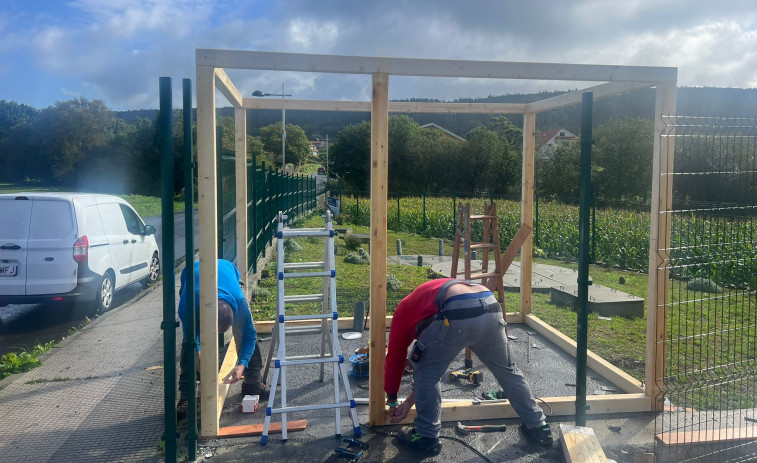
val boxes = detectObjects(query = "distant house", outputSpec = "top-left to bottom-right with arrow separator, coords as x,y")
420,123 -> 464,141
537,128 -> 579,152
309,143 -> 319,157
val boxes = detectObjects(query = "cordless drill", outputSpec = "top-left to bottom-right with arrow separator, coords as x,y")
448,368 -> 483,384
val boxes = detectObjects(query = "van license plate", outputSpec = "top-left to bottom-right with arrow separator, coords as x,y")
0,265 -> 17,276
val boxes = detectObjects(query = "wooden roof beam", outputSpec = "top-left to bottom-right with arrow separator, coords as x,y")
214,68 -> 242,108
198,49 -> 677,83
243,98 -> 528,114
526,81 -> 660,113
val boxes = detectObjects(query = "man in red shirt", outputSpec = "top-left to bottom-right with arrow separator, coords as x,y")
385,278 -> 552,453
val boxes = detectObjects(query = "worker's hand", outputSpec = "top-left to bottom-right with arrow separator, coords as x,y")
222,365 -> 245,384
195,351 -> 201,372
390,400 -> 412,423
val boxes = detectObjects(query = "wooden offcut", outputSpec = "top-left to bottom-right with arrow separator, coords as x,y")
212,420 -> 308,438
656,427 -> 757,445
559,424 -> 609,463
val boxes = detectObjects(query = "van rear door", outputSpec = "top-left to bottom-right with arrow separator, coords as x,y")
25,198 -> 79,295
0,197 -> 32,295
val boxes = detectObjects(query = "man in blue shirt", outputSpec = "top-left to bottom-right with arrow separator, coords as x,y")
176,259 -> 269,420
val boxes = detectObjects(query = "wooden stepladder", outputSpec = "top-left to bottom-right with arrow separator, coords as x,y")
450,201 -> 506,368
261,211 -> 360,444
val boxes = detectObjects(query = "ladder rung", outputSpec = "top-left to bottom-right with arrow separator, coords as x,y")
469,243 -> 497,250
283,261 -> 325,270
277,356 -> 341,367
281,228 -> 332,237
283,294 -> 324,303
283,270 -> 333,279
271,402 -> 353,414
270,353 -> 333,362
469,214 -> 496,220
469,272 -> 502,280
283,313 -> 335,322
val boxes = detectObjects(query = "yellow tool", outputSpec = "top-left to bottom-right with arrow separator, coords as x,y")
448,368 -> 483,384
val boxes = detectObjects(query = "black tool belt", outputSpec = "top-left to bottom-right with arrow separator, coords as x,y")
436,295 -> 501,321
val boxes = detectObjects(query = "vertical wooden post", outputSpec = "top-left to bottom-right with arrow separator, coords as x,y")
520,112 -> 536,315
646,82 -> 677,410
235,106 -> 248,282
368,72 -> 389,426
196,64 -> 221,437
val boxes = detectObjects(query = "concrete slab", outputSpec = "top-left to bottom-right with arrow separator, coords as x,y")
430,259 -> 583,293
551,284 -> 645,318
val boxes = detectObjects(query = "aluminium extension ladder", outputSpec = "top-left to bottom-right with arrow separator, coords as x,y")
261,211 -> 360,444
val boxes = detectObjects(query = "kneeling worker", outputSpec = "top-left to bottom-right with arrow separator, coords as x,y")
176,259 -> 269,420
385,278 -> 553,453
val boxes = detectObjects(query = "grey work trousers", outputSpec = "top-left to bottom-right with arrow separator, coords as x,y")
411,302 -> 546,438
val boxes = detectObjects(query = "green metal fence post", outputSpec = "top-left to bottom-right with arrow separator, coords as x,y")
397,194 -> 401,228
251,154 -> 258,274
159,77 -> 178,463
576,92 -> 594,427
535,192 -> 540,248
423,193 -> 427,231
181,78 -> 197,462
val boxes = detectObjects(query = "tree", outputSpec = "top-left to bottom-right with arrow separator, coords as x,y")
592,118 -> 654,208
536,142 -> 582,203
0,100 -> 37,139
329,121 -> 371,190
259,122 -> 310,170
460,127 -> 519,195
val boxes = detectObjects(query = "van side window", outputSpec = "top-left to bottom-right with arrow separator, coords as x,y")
0,199 -> 32,240
30,200 -> 74,239
119,205 -> 144,235
99,203 -> 128,235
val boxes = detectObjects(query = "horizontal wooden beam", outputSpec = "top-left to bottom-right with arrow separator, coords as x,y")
526,81 -> 658,113
210,420 -> 308,438
657,427 -> 757,446
197,49 -> 677,83
214,68 -> 242,107
379,393 -> 651,425
254,313 -> 524,334
243,98 -> 528,114
524,314 -> 644,394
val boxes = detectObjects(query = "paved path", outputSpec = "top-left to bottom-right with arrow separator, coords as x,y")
0,281 -> 171,462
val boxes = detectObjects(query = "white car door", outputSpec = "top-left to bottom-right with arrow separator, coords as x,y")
25,198 -> 79,295
0,197 -> 32,295
98,202 -> 133,288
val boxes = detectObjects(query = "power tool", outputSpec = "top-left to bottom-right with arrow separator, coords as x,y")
448,368 -> 483,384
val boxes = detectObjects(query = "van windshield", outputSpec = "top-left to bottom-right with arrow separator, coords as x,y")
0,199 -> 32,240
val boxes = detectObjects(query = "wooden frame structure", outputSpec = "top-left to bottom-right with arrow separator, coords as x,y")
194,49 -> 677,437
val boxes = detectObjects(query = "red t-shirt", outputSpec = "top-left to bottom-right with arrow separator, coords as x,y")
384,278 -> 452,396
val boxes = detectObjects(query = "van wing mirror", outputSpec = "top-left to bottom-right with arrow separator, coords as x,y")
144,225 -> 157,236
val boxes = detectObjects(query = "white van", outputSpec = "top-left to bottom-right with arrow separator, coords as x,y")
0,193 -> 160,312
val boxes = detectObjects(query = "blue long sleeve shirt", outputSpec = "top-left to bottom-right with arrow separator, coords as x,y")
177,260 -> 257,368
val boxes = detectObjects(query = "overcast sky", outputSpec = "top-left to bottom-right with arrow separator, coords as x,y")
2,0 -> 756,110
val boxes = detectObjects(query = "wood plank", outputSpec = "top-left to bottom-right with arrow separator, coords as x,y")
520,113 -> 536,315
527,81 -> 655,113
197,49 -> 677,83
560,425 -> 609,463
500,224 -> 532,273
243,98 -> 529,114
234,106 -> 247,288
656,427 -> 757,446
368,72 -> 389,426
378,394 -> 650,425
646,82 -> 677,410
214,68 -> 242,107
525,314 -> 645,394
211,420 -> 308,438
216,336 -> 237,411
196,64 -> 221,437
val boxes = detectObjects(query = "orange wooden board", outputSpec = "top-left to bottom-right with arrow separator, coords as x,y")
209,420 -> 308,438
656,427 -> 757,445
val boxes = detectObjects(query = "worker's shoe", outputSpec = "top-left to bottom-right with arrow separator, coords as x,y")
176,399 -> 189,421
520,422 -> 553,446
241,381 -> 270,400
397,426 -> 442,453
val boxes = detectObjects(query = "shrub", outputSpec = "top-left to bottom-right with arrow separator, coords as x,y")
686,277 -> 723,293
386,274 -> 402,291
344,248 -> 370,265
250,287 -> 271,301
342,234 -> 363,250
284,238 -> 302,252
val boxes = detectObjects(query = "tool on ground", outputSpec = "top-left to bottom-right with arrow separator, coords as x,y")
348,353 -> 370,378
261,211 -> 361,445
481,389 -> 506,400
472,397 -> 509,405
343,437 -> 370,450
448,367 -> 483,384
334,447 -> 363,461
456,421 -> 508,435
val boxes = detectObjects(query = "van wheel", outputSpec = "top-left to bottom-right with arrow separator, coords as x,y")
142,253 -> 160,288
95,272 -> 115,314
